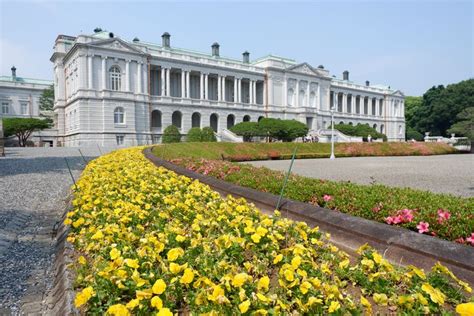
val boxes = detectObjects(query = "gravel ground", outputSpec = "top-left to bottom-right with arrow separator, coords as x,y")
0,147 -> 114,315
248,154 -> 474,197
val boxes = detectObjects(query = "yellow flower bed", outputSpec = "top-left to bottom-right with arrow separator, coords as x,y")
66,147 -> 473,315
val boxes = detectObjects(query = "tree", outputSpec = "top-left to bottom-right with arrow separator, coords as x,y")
230,122 -> 261,142
3,118 -> 51,147
411,79 -> 474,136
200,127 -> 217,142
448,107 -> 474,140
259,118 -> 308,142
39,85 -> 54,111
162,125 -> 181,143
186,127 -> 203,142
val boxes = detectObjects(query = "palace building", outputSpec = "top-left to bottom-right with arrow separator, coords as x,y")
51,31 -> 405,146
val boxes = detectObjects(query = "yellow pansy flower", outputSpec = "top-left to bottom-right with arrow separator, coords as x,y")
421,283 -> 445,305
151,296 -> 163,309
239,299 -> 251,313
300,281 -> 311,294
232,273 -> 250,287
167,248 -> 184,261
273,254 -> 283,264
110,248 -> 121,260
373,293 -> 388,306
107,303 -> 130,316
456,302 -> 474,316
156,307 -> 173,316
74,286 -> 95,308
328,301 -> 340,313
180,268 -> 194,285
152,279 -> 167,295
257,276 -> 270,292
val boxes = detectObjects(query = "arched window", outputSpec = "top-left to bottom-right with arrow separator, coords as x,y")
339,121 -> 344,125
227,114 -> 235,129
373,123 -> 377,130
348,122 -> 353,126
114,107 -> 125,124
380,124 -> 385,133
210,113 -> 219,132
110,66 -> 121,91
191,112 -> 201,128
399,125 -> 403,135
172,111 -> 182,129
258,116 -> 264,122
243,115 -> 250,122
151,110 -> 162,129
287,88 -> 294,106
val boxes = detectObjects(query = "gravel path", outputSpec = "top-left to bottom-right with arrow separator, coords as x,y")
248,154 -> 474,197
0,147 -> 111,315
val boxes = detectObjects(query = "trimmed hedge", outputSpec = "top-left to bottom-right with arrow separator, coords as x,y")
162,125 -> 181,143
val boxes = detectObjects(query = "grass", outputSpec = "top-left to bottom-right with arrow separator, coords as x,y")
169,158 -> 474,244
152,142 -> 458,162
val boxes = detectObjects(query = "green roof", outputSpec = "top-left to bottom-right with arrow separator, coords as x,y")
0,76 -> 52,85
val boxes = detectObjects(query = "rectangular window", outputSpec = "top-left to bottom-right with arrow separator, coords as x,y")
116,135 -> 124,145
21,102 -> 28,115
2,102 -> 9,114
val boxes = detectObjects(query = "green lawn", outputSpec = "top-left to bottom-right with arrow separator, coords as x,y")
152,141 -> 458,161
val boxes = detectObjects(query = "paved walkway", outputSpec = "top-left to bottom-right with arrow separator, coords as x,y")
0,147 -> 106,315
248,154 -> 474,197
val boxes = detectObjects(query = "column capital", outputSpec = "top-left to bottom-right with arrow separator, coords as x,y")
101,56 -> 108,60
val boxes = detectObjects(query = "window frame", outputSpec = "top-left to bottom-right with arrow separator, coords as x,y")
109,66 -> 122,91
1,101 -> 10,114
114,107 -> 125,124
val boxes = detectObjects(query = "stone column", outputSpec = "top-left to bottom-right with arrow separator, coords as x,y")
222,76 -> 226,102
101,56 -> 107,90
238,79 -> 242,103
200,73 -> 204,99
125,60 -> 130,91
306,82 -> 310,107
204,74 -> 209,100
317,84 -> 321,109
166,68 -> 171,97
87,55 -> 93,89
181,70 -> 186,98
217,74 -> 222,101
342,93 -> 347,113
137,62 -> 142,93
253,81 -> 257,105
249,80 -> 253,104
143,63 -> 148,94
234,77 -> 238,103
295,80 -> 300,107
283,78 -> 288,106
186,71 -> 190,98
161,67 -> 165,96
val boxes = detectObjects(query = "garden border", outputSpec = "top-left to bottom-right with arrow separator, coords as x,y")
144,147 -> 474,286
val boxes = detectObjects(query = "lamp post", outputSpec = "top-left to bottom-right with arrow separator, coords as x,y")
330,106 -> 335,160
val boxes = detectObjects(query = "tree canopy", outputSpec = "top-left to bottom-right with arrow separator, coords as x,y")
39,85 -> 54,111
3,117 -> 51,147
162,125 -> 181,143
407,79 -> 474,137
447,107 -> 474,140
334,123 -> 387,141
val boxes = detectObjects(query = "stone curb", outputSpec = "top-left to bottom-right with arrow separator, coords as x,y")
144,147 -> 474,286
44,198 -> 78,316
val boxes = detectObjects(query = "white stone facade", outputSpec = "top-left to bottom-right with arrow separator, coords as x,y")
51,31 -> 405,147
0,68 -> 58,146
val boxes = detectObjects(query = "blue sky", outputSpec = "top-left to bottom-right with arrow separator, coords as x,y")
0,0 -> 472,95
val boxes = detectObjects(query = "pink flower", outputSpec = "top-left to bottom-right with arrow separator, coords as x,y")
392,215 -> 402,224
466,233 -> 474,246
416,221 -> 429,234
455,237 -> 465,244
385,216 -> 394,225
323,194 -> 332,202
400,209 -> 414,222
437,209 -> 451,224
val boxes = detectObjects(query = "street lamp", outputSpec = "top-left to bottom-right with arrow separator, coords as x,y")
330,106 -> 335,160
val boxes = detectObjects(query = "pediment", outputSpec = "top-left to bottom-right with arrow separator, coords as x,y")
88,38 -> 144,55
391,90 -> 405,97
287,62 -> 321,76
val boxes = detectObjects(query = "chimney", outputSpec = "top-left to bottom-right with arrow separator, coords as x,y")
317,65 -> 324,69
343,70 -> 349,81
212,42 -> 220,57
109,32 -> 114,38
242,51 -> 250,63
162,32 -> 170,48
11,66 -> 16,81
365,80 -> 370,86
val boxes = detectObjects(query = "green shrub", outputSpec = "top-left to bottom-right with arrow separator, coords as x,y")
186,127 -> 203,142
162,125 -> 181,143
201,127 -> 217,142
335,123 -> 387,141
230,122 -> 261,142
406,127 -> 424,141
